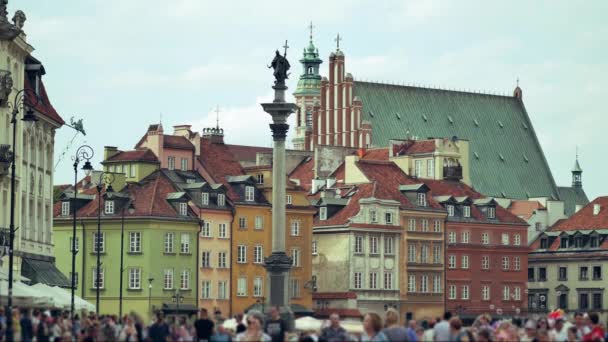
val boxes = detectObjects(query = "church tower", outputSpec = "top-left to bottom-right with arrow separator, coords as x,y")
292,23 -> 322,151
572,156 -> 583,188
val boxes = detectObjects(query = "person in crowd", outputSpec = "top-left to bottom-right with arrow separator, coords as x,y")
235,313 -> 247,334
211,325 -> 232,342
434,311 -> 452,342
119,315 -> 138,341
36,313 -> 51,342
406,319 -> 418,342
320,313 -> 348,342
362,312 -> 388,342
550,317 -> 569,342
521,319 -> 537,342
583,312 -> 605,342
265,306 -> 287,342
476,328 -> 492,342
235,310 -> 271,342
422,320 -> 436,342
195,308 -> 215,342
382,308 -> 409,341
20,309 -> 34,342
567,326 -> 579,342
149,313 -> 171,342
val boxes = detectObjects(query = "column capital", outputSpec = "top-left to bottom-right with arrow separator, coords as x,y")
270,123 -> 289,141
263,251 -> 293,274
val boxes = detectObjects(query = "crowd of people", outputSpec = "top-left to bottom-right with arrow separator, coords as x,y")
0,306 -> 604,341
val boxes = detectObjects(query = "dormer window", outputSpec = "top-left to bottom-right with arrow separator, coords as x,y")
61,201 -> 70,216
560,237 -> 568,248
104,200 -> 114,215
446,204 -> 455,217
385,212 -> 393,224
286,195 -> 293,205
186,178 -> 195,184
168,156 -> 176,170
179,202 -> 188,216
417,193 -> 427,207
487,206 -> 496,219
370,209 -> 378,223
463,206 -> 471,218
256,174 -> 264,185
590,236 -> 598,248
245,186 -> 255,202
540,238 -> 549,249
319,207 -> 327,221
217,194 -> 225,207
201,192 -> 209,205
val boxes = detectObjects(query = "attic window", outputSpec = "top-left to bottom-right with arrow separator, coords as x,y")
487,206 -> 496,219
523,154 -> 529,163
396,113 -> 401,120
522,122 -> 529,130
319,207 -> 327,220
447,115 -> 454,124
179,202 -> 188,216
474,119 -> 479,127
369,111 -> 375,117
422,114 -> 428,122
498,121 -> 504,128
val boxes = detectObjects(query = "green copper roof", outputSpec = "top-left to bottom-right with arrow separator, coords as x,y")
572,159 -> 582,172
557,186 -> 589,216
294,39 -> 322,97
353,81 -> 559,200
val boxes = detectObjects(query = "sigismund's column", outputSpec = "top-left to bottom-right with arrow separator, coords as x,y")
262,43 -> 298,313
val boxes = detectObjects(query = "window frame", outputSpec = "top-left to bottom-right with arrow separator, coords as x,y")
128,231 -> 142,253
128,268 -> 141,290
254,245 -> 264,264
245,186 -> 255,202
104,200 -> 115,215
319,207 -> 327,220
237,245 -> 247,263
61,201 -> 70,216
164,232 -> 175,253
163,269 -> 174,290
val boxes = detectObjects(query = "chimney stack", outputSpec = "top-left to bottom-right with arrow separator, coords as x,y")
593,204 -> 601,216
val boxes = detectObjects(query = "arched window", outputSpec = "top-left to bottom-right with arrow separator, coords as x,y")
307,66 -> 313,74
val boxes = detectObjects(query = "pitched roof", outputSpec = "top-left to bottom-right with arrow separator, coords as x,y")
393,139 -> 437,155
104,149 -> 159,163
361,148 -> 389,160
315,183 -> 373,226
289,157 -> 314,192
24,74 -> 64,126
508,200 -> 546,220
197,139 -> 248,201
557,186 -> 589,216
163,135 -> 194,150
550,196 -> 608,231
353,81 -> 558,200
225,144 -> 272,165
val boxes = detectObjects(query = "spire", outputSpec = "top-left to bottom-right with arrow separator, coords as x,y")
572,147 -> 583,188
214,105 -> 221,129
308,21 -> 314,44
513,77 -> 523,100
293,23 -> 323,97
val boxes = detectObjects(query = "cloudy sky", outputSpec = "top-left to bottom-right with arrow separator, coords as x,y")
17,0 -> 607,199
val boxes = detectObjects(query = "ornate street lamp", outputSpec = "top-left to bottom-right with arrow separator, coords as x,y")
172,289 -> 184,317
70,145 -> 94,318
6,87 -> 38,341
119,200 -> 135,319
95,171 -> 114,315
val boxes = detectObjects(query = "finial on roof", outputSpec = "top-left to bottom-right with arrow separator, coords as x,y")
335,33 -> 342,51
308,21 -> 314,43
214,105 -> 221,129
513,77 -> 523,100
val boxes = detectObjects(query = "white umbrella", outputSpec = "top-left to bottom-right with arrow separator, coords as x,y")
295,316 -> 323,331
222,318 -> 238,331
341,320 -> 364,334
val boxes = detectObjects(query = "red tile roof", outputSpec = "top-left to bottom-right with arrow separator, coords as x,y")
508,200 -> 546,220
289,157 -> 314,192
361,148 -> 389,161
198,139 -> 247,200
24,75 -> 64,125
393,140 -> 436,156
105,149 -> 159,163
226,144 -> 272,164
312,292 -> 357,300
315,183 -> 374,226
550,196 -> 608,231
163,135 -> 194,150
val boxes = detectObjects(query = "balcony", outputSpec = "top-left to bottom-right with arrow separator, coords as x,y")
443,165 -> 463,180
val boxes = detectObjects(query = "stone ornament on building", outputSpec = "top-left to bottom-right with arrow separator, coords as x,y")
0,0 -> 20,40
263,251 -> 293,274
11,10 -> 24,30
0,69 -> 12,105
268,40 -> 290,87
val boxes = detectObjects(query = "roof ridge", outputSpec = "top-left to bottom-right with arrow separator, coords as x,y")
354,80 -> 513,98
148,172 -> 161,215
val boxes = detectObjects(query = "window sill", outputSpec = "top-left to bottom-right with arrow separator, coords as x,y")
90,288 -> 106,291
127,252 -> 143,255
179,253 -> 192,256
163,288 -> 176,292
127,288 -> 143,292
179,288 -> 192,292
164,252 -> 176,255
593,278 -> 602,281
90,252 -> 106,255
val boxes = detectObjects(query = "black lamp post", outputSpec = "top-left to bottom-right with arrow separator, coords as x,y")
6,88 -> 38,341
119,200 -> 135,319
95,171 -> 114,315
70,145 -> 94,318
172,289 -> 184,317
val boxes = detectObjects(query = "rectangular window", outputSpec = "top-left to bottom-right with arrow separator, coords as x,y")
528,268 -> 535,282
93,232 -> 105,253
433,245 -> 442,264
580,266 -> 589,280
417,193 -> 427,206
93,268 -> 104,289
514,234 -> 521,246
448,231 -> 456,243
245,186 -> 255,201
415,160 -> 422,177
502,256 -> 509,270
164,233 -> 174,253
488,206 -> 496,219
239,217 -> 247,229
319,207 -> 327,220
385,212 -> 393,224
461,231 -> 470,243
291,248 -> 301,267
104,200 -> 114,215
163,269 -> 173,290
354,272 -> 362,289
449,285 -> 457,299
370,209 -> 377,223
201,192 -> 209,205
237,245 -> 247,263
129,232 -> 142,253
539,267 -> 547,281
433,275 -> 441,293
253,277 -> 263,297
384,272 -> 393,290
256,174 -> 264,184
463,205 -> 471,218
461,285 -> 469,300
289,279 -> 300,298
218,281 -> 227,299
286,194 -> 292,205
501,233 -> 509,245
593,266 -> 602,280
408,275 -> 416,293
481,232 -> 489,245
254,245 -> 264,264
421,219 -> 429,232
427,159 -> 434,177
218,252 -> 227,268
482,286 -> 490,300
433,220 -> 442,232
559,267 -> 568,281
447,205 -> 455,217
514,257 -> 521,271
503,286 -> 510,301
180,234 -> 190,253
218,223 -> 227,238
408,218 -> 416,231
255,216 -> 263,230
290,219 -> 300,236
461,255 -> 469,269
179,202 -> 188,216
408,245 -> 417,263
369,272 -> 378,289
128,268 -> 141,289
180,270 -> 190,290
514,287 -> 521,300
237,277 -> 247,296
130,164 -> 135,177
180,158 -> 188,171
61,202 -> 70,216
168,156 -> 175,170
370,236 -> 379,254
579,293 -> 589,310
201,251 -> 211,268
201,222 -> 211,237
448,254 -> 456,269
201,281 -> 211,299
421,244 -> 429,263
354,236 -> 364,254
312,241 -> 318,255
592,293 -> 602,309
217,194 -> 225,206
420,275 -> 429,293
69,236 -> 79,253
384,237 -> 394,255
482,256 -> 490,270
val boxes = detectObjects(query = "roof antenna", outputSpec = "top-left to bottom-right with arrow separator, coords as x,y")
214,105 -> 221,129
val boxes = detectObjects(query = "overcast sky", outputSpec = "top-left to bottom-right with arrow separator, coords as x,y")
17,0 -> 607,199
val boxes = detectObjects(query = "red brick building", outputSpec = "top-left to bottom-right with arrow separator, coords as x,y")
423,180 -> 529,319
